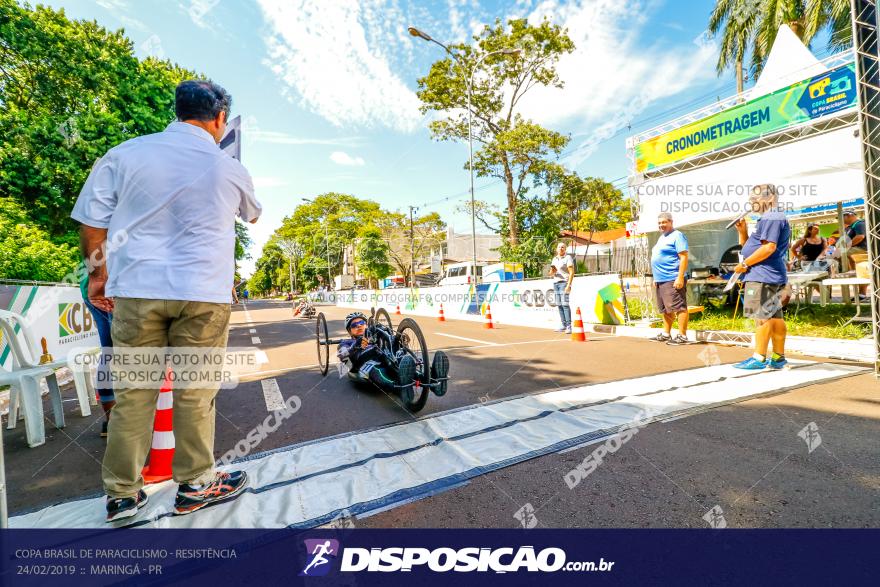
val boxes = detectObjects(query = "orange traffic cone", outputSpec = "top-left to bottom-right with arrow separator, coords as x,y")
142,370 -> 174,484
438,303 -> 446,322
395,304 -> 401,315
483,304 -> 494,329
571,308 -> 586,342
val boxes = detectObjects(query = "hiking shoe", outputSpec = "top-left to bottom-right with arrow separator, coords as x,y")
174,471 -> 249,515
106,490 -> 148,523
666,334 -> 690,346
649,333 -> 671,342
100,420 -> 109,438
766,356 -> 789,370
397,355 -> 416,404
734,357 -> 767,370
430,351 -> 449,397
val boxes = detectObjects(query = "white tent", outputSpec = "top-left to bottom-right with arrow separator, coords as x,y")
749,25 -> 828,96
637,126 -> 863,227
635,28 -> 860,230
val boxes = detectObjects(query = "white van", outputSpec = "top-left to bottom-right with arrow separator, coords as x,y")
439,262 -> 484,286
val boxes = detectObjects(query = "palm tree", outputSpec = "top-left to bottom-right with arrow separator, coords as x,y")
710,0 -> 853,92
804,0 -> 852,52
751,0 -> 810,77
709,0 -> 762,94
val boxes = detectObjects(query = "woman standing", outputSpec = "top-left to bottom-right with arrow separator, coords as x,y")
789,223 -> 827,271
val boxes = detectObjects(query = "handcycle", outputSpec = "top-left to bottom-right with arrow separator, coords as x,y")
314,307 -> 448,412
292,298 -> 317,319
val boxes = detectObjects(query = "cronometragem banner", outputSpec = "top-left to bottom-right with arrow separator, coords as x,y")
634,62 -> 858,172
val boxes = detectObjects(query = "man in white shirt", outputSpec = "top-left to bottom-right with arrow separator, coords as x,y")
549,242 -> 575,333
71,80 -> 262,522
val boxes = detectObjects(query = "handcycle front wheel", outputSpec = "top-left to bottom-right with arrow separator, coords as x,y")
395,318 -> 430,412
374,307 -> 394,331
316,312 -> 329,376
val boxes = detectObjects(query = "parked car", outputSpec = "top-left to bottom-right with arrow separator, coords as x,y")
439,261 -> 485,286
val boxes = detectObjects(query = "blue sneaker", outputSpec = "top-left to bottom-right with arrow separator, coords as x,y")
766,356 -> 788,369
734,357 -> 767,370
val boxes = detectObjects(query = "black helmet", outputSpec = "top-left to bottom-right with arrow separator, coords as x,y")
345,312 -> 367,331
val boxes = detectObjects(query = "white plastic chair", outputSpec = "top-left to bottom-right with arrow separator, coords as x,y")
0,309 -> 99,420
0,318 -> 64,448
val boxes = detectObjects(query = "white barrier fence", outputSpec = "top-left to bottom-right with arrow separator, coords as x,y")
335,274 -> 626,328
0,285 -> 100,369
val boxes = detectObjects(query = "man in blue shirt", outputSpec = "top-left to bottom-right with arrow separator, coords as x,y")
650,212 -> 690,345
733,184 -> 791,370
843,210 -> 868,297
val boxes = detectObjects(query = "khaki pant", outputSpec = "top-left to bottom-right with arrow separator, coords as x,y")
103,298 -> 231,498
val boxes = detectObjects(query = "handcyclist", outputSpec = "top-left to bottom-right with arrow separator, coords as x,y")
337,312 -> 449,402
292,298 -> 313,317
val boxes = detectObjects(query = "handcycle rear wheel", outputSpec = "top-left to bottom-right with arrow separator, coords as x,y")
395,318 -> 430,412
316,312 -> 329,376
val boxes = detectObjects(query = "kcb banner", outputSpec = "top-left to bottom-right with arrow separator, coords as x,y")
0,285 -> 99,369
58,302 -> 95,342
635,62 -> 858,172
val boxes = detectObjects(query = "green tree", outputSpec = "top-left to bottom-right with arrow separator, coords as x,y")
373,210 -> 445,284
804,0 -> 852,51
709,0 -> 852,89
276,193 -> 382,281
355,226 -> 392,288
0,0 -> 197,240
709,0 -> 762,94
416,18 -> 574,247
0,197 -> 77,280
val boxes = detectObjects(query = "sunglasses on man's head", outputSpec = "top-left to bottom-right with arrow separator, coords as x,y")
350,320 -> 366,328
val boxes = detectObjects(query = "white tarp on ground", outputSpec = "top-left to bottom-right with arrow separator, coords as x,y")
10,360 -> 865,529
337,274 -> 626,327
637,125 -> 864,229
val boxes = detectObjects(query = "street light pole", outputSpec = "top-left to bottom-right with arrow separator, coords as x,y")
407,26 -> 520,283
465,78 -> 478,282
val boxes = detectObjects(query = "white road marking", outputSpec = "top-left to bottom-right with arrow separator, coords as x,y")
251,336 -> 261,345
433,332 -> 498,345
249,328 -> 257,334
260,378 -> 286,411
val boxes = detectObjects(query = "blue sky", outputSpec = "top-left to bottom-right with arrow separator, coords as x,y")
44,0 -> 764,275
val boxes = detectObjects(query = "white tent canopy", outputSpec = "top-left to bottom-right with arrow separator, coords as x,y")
749,25 -> 828,97
636,27 -> 860,231
637,126 -> 863,228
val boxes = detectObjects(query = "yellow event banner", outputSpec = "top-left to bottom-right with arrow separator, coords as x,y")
634,62 -> 858,172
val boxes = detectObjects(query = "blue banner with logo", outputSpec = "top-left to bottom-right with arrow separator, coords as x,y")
1,529 -> 876,586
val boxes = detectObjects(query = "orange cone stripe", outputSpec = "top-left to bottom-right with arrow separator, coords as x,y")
143,369 -> 175,484
571,307 -> 586,342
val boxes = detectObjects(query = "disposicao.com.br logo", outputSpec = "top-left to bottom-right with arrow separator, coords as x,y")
299,541 -> 614,575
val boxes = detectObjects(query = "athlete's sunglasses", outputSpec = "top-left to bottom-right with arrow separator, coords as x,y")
349,320 -> 366,328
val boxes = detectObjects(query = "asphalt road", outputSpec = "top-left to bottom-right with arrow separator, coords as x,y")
4,299 -> 879,528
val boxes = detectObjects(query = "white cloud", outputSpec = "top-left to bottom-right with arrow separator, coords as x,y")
250,130 -> 363,146
94,0 -> 149,32
515,0 -> 718,166
252,176 -> 288,188
255,0 -> 423,133
183,0 -> 220,29
330,151 -> 366,166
